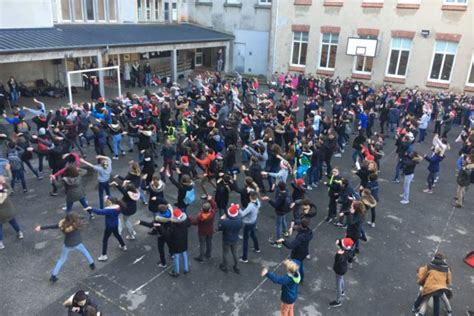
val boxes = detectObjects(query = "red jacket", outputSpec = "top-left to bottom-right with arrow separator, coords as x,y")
190,198 -> 216,236
194,152 -> 216,175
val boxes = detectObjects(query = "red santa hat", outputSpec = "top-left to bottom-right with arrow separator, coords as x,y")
297,121 -> 305,129
207,120 -> 216,128
241,117 -> 251,125
341,238 -> 354,250
295,178 -> 305,186
173,208 -> 185,221
227,204 -> 239,218
181,156 -> 189,165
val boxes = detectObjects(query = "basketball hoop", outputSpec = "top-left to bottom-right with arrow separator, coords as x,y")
346,38 -> 378,57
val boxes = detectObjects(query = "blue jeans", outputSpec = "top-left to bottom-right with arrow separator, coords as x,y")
393,160 -> 402,181
66,197 -> 89,212
10,89 -> 18,106
418,128 -> 427,142
275,215 -> 288,239
111,134 -> 123,157
173,251 -> 189,274
293,258 -> 304,281
52,243 -> 94,276
98,181 -> 111,209
145,73 -> 152,87
307,166 -> 319,185
0,218 -> 21,240
11,169 -> 26,190
336,274 -> 345,302
403,173 -> 414,201
352,149 -> 362,164
242,223 -> 259,260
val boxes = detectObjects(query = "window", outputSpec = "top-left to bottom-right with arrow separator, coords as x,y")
259,0 -> 272,4
85,0 -> 95,20
61,0 -> 71,20
429,41 -> 458,82
195,49 -> 203,67
154,0 -> 160,20
227,0 -> 241,3
291,32 -> 309,66
108,0 -> 116,20
466,55 -> 474,86
319,33 -> 338,69
74,0 -> 83,20
145,0 -> 152,20
386,38 -> 412,77
353,35 -> 376,74
97,0 -> 106,21
164,2 -> 169,21
444,0 -> 467,3
171,2 -> 177,21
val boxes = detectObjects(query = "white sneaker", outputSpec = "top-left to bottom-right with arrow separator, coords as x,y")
400,200 -> 409,204
399,194 -> 404,198
61,206 -> 67,211
120,245 -> 128,251
0,241 -> 4,249
98,255 -> 108,261
17,231 -> 24,239
334,153 -> 342,158
370,222 -> 375,228
126,235 -> 136,240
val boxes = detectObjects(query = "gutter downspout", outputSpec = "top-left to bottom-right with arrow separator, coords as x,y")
271,0 -> 280,76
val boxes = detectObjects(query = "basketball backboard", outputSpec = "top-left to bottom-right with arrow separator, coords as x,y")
346,38 -> 378,57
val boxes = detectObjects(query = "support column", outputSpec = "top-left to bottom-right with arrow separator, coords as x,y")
224,42 -> 230,73
97,52 -> 105,98
171,49 -> 177,82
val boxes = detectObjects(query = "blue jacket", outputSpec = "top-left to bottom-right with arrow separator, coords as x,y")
266,270 -> 301,304
91,206 -> 121,228
218,216 -> 242,244
425,154 -> 444,173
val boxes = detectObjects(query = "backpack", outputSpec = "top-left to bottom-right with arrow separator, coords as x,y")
8,151 -> 23,171
184,187 -> 195,205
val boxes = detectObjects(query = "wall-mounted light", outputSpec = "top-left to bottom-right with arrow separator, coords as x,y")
421,30 -> 430,38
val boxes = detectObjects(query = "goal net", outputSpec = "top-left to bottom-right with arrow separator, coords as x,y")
66,65 -> 121,105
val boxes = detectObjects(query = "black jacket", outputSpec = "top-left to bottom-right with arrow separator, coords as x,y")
269,190 -> 290,216
159,218 -> 191,253
283,227 -> 313,261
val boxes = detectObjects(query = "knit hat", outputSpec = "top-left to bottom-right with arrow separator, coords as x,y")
242,117 -> 251,125
227,203 -> 239,218
38,128 -> 46,136
295,178 -> 305,186
181,156 -> 189,165
341,238 -> 354,250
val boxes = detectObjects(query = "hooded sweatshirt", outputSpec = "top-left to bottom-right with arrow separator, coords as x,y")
265,270 -> 301,304
239,199 -> 260,225
282,227 -> 314,261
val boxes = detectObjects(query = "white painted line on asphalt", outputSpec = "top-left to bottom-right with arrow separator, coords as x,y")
434,206 -> 456,254
132,255 -> 146,264
230,217 -> 326,315
131,266 -> 171,293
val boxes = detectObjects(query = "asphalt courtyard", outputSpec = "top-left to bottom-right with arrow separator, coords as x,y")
0,91 -> 473,316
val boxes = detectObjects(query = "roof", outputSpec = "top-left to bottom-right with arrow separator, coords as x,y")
0,23 -> 233,54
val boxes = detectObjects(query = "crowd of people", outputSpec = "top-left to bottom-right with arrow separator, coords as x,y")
0,70 -> 473,316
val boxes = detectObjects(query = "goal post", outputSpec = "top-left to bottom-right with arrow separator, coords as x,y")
66,65 -> 121,105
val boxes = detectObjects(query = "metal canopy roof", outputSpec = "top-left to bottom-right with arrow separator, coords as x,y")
0,23 -> 233,54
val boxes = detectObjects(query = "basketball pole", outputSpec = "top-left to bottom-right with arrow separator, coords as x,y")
66,65 -> 121,105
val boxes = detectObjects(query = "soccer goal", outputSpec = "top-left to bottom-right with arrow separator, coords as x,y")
66,65 -> 121,105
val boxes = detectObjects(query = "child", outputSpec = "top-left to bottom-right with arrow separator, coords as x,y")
85,196 -> 127,261
366,173 -> 379,227
261,259 -> 301,316
329,238 -> 354,308
190,196 -> 217,262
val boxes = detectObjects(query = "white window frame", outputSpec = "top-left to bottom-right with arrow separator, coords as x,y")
428,41 -> 458,83
290,31 -> 309,67
318,32 -> 339,70
385,38 -> 412,78
227,0 -> 241,3
259,0 -> 272,5
466,55 -> 474,86
97,0 -> 107,22
84,0 -> 96,21
443,0 -> 467,5
398,0 -> 420,3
